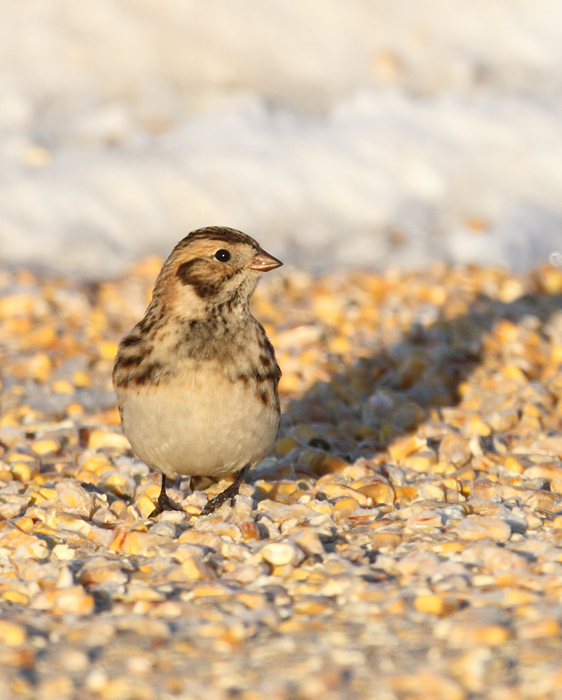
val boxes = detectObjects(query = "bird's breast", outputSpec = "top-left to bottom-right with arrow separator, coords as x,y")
116,365 -> 280,479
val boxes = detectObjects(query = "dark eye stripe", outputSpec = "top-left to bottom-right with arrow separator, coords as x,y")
176,259 -> 221,298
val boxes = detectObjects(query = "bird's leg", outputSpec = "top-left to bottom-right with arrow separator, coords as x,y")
200,466 -> 249,516
149,474 -> 182,518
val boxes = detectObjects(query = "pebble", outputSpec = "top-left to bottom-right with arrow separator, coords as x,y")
456,516 -> 512,542
414,595 -> 459,616
291,529 -> 324,556
55,480 -> 95,518
260,542 -> 304,567
406,509 -> 443,530
355,480 -> 395,504
439,434 -> 471,466
0,620 -> 26,646
32,587 -> 95,615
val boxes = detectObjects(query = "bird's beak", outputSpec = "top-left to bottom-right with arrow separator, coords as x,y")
248,249 -> 283,272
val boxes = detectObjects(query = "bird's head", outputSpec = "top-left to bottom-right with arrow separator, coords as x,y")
153,227 -> 282,316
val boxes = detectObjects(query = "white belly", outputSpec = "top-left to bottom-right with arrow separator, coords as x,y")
117,370 -> 279,479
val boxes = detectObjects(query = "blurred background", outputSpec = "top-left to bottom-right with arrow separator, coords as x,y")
0,0 -> 561,277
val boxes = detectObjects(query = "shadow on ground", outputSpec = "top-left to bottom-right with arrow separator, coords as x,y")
275,290 -> 562,476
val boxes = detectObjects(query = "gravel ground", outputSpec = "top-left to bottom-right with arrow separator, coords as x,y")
0,260 -> 562,699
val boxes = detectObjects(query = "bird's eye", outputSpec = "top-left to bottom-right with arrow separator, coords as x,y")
214,249 -> 231,262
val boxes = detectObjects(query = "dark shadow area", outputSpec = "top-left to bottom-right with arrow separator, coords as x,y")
276,290 -> 562,474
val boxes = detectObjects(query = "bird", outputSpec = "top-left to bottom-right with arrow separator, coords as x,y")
113,226 -> 282,518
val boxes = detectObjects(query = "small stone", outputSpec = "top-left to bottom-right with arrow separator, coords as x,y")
13,517 -> 34,533
49,513 -> 92,537
88,526 -> 114,548
394,485 -> 419,501
407,510 -> 442,529
390,670 -> 465,700
32,587 -> 94,616
261,542 -> 304,567
30,439 -> 59,455
464,416 -> 491,437
189,583 -> 234,599
85,669 -> 108,693
111,531 -> 171,556
293,596 -> 332,615
525,463 -> 562,481
236,592 -> 266,609
61,650 -> 89,673
136,495 -> 156,519
439,434 -> 471,466
0,620 -> 26,646
320,482 -> 370,506
292,529 -> 324,556
52,544 -> 76,561
356,481 -> 395,505
470,478 -> 498,500
370,532 -> 402,549
193,520 -> 242,542
414,595 -> 459,616
418,483 -> 445,501
91,508 -> 117,526
11,462 -> 38,482
457,516 -> 511,542
318,455 -> 351,475
526,491 -> 560,513
149,520 -> 176,538
224,564 -> 264,584
56,480 -> 95,518
177,558 -> 216,581
177,530 -> 222,548
88,429 -> 130,451
446,622 -> 511,647
3,591 -> 29,605
503,455 -> 526,474
239,521 -> 260,542
518,618 -> 560,640
0,525 -> 49,559
55,566 -> 74,589
37,675 -> 74,700
0,501 -> 24,519
388,435 -> 426,462
123,583 -> 164,603
0,427 -> 25,449
159,509 -> 187,524
486,407 -> 519,432
102,473 -> 136,499
525,512 -> 542,529
299,448 -> 328,474
403,451 -> 438,473
333,497 -> 361,517
79,557 -> 129,586
81,455 -> 113,475
274,436 -> 299,455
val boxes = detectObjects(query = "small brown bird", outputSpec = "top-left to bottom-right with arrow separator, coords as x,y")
113,226 -> 282,517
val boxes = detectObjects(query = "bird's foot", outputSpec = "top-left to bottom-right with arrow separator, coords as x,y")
200,483 -> 239,516
149,491 -> 182,518
149,475 -> 183,518
200,466 -> 249,516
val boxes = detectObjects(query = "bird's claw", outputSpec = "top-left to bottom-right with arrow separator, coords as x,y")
200,488 -> 236,516
200,465 -> 249,516
149,492 -> 183,518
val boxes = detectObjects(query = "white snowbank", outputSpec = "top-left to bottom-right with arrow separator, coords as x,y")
0,1 -> 560,275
